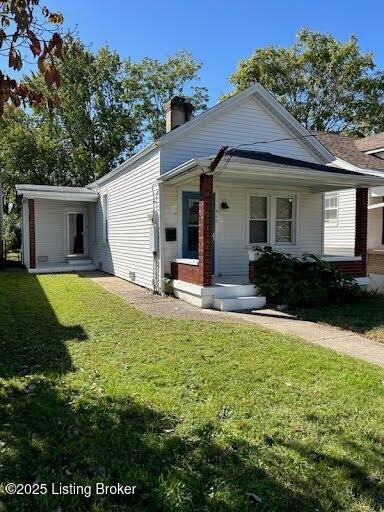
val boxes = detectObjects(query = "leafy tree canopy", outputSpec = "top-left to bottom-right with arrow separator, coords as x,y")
226,29 -> 384,135
0,0 -> 66,114
0,42 -> 207,196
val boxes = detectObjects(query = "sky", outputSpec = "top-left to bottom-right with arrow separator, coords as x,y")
37,0 -> 384,105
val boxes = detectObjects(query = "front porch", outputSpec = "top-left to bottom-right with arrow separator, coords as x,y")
160,149 -> 380,310
16,185 -> 99,273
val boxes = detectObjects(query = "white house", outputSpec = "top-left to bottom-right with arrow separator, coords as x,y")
315,132 -> 384,276
15,84 -> 384,310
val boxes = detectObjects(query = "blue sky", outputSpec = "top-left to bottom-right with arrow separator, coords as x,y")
53,0 -> 384,105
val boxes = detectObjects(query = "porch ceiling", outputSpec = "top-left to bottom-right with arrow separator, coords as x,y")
159,150 -> 384,192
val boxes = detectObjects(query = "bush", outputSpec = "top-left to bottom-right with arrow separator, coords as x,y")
252,246 -> 361,307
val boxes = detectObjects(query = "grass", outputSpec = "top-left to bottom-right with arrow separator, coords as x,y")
295,293 -> 384,343
1,272 -> 384,511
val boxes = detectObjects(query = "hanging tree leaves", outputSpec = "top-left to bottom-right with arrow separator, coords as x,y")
0,0 -> 65,115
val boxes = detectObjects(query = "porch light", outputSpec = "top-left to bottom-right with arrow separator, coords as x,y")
221,200 -> 229,210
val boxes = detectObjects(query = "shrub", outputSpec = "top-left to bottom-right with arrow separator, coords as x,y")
251,246 -> 361,307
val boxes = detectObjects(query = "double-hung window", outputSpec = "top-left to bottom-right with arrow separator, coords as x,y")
275,197 -> 295,244
248,193 -> 296,245
249,195 -> 268,244
324,193 -> 338,224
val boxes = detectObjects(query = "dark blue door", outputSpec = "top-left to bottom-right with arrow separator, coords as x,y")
182,191 -> 215,268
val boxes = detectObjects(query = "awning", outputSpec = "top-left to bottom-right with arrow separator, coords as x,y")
16,184 -> 99,202
159,149 -> 384,192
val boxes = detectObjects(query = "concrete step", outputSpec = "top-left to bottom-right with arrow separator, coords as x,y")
68,258 -> 93,266
213,295 -> 266,312
212,284 -> 256,299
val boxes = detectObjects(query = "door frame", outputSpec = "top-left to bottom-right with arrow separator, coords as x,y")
65,208 -> 88,257
181,190 -> 215,271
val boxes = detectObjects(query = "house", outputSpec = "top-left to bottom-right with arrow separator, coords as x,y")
314,132 -> 384,278
15,84 -> 384,310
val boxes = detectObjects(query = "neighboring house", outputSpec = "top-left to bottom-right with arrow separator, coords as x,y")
15,84 -> 384,310
314,132 -> 384,276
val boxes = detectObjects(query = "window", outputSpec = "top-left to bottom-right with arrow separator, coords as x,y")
102,195 -> 108,242
275,197 -> 294,244
249,196 -> 268,244
324,193 -> 338,224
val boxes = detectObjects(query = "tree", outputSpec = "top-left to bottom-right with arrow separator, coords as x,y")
0,44 -> 208,192
226,29 -> 384,135
124,50 -> 208,139
0,0 -> 66,114
26,40 -> 143,185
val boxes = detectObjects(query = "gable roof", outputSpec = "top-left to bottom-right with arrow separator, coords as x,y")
90,82 -> 335,187
355,132 -> 384,152
312,132 -> 384,172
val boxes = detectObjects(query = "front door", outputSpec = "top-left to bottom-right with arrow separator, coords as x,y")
67,212 -> 86,256
182,191 -> 215,269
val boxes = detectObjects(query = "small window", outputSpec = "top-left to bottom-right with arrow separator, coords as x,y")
249,196 -> 268,244
102,195 -> 108,242
275,197 -> 295,243
324,193 -> 338,224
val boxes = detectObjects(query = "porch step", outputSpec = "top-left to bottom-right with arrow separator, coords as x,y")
68,258 -> 93,266
212,284 -> 256,299
213,295 -> 266,312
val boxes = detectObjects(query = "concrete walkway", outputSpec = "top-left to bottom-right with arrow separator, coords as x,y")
85,271 -> 384,368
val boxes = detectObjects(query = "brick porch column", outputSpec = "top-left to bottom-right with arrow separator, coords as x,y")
28,199 -> 36,269
355,188 -> 368,266
198,173 -> 213,286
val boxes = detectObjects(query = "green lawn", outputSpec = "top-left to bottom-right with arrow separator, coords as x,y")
1,272 -> 384,512
295,294 -> 384,343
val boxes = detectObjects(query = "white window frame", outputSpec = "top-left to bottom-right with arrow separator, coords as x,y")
246,191 -> 298,247
324,192 -> 338,225
102,194 -> 109,243
274,195 -> 296,245
246,193 -> 270,246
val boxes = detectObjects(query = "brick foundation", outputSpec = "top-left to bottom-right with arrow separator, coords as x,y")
28,199 -> 36,269
171,262 -> 202,285
249,258 -> 366,281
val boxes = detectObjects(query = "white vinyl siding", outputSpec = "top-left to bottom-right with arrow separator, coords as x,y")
323,189 -> 356,256
162,183 -> 323,276
94,150 -> 160,289
102,195 -> 108,243
160,97 -> 322,173
34,199 -> 94,265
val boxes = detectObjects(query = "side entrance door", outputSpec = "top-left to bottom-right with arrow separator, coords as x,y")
182,191 -> 215,271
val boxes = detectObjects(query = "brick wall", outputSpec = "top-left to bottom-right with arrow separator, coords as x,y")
249,259 -> 366,282
171,262 -> 202,285
198,174 -> 213,287
355,188 -> 368,263
28,199 -> 36,269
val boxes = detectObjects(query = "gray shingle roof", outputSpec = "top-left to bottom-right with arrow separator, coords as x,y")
355,132 -> 384,152
312,132 -> 384,172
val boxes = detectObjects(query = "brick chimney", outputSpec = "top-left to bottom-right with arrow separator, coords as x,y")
164,96 -> 194,133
